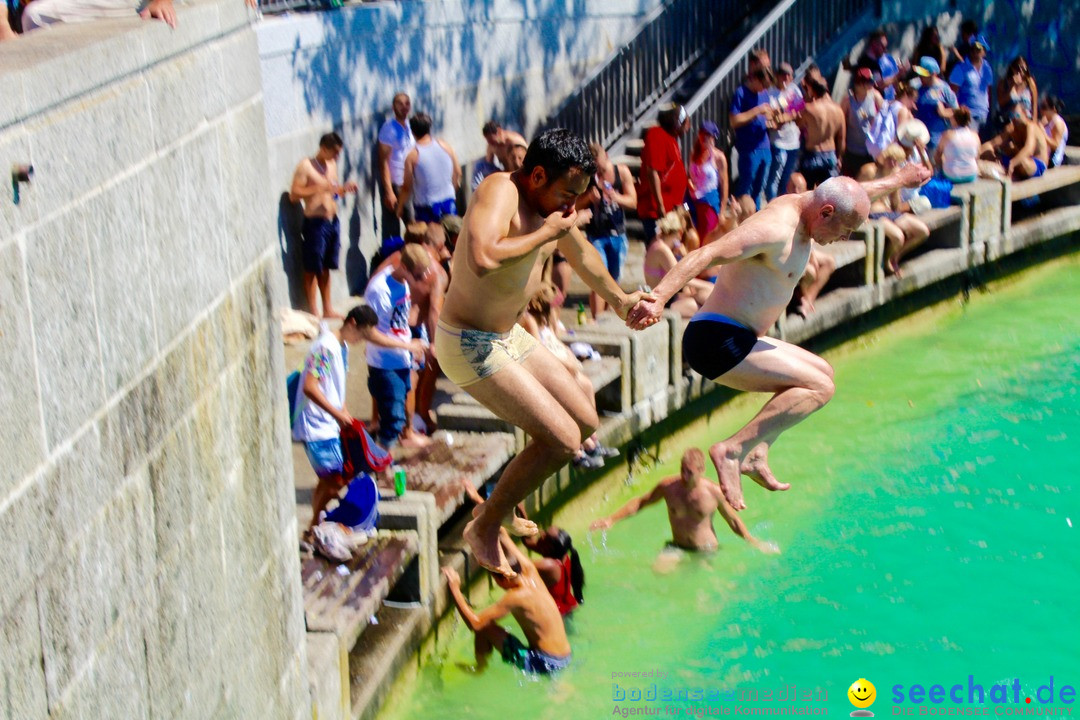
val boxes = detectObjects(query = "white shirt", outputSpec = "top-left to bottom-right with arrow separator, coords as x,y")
378,118 -> 415,186
363,267 -> 412,370
292,323 -> 347,443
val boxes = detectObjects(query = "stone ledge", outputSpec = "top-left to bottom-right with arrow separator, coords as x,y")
0,0 -> 257,128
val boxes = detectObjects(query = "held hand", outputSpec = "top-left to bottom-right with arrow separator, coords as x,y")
614,290 -> 656,321
335,410 -> 355,429
408,339 -> 427,360
140,0 -> 177,27
342,180 -> 359,195
589,517 -> 613,531
543,207 -> 579,239
898,161 -> 932,188
441,566 -> 461,585
625,296 -> 665,330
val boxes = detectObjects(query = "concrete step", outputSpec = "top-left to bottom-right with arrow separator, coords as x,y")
302,530 -> 420,652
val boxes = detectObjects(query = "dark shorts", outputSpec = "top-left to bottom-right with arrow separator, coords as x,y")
799,150 -> 838,189
682,312 -> 759,379
500,634 -> 571,675
415,198 -> 457,223
301,215 -> 341,274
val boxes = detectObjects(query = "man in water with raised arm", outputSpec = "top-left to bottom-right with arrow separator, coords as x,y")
589,448 -> 777,555
436,129 -> 650,577
627,163 -> 931,511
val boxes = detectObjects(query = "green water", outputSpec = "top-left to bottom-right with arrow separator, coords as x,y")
381,254 -> 1080,719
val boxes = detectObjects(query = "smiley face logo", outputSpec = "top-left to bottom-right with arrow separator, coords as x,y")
848,678 -> 877,715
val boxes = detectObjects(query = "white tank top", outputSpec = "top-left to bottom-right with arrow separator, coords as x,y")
413,140 -> 456,205
690,159 -> 719,199
942,128 -> 980,180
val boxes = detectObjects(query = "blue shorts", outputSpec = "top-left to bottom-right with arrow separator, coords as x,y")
500,634 -> 571,675
734,146 -> 771,209
415,198 -> 457,223
587,233 -> 628,281
305,438 -> 344,478
301,216 -> 341,274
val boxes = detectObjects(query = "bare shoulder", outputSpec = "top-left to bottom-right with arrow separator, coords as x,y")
473,172 -> 519,205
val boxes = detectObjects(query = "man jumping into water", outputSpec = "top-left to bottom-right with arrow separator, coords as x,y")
589,448 -> 777,554
627,163 -> 930,510
436,129 -> 650,576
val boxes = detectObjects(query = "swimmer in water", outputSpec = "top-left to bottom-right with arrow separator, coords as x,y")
589,448 -> 779,562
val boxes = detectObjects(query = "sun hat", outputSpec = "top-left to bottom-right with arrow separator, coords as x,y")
855,67 -> 874,81
897,119 -> 930,148
701,120 -> 720,138
913,56 -> 940,77
971,35 -> 989,52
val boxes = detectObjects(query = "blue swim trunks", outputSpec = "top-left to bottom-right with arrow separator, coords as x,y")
500,634 -> 571,675
415,198 -> 457,223
305,438 -> 344,478
301,216 -> 341,274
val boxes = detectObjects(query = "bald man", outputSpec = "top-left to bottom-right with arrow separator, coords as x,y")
627,164 -> 930,510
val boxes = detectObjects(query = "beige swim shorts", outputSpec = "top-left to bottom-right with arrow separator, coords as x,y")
434,319 -> 538,388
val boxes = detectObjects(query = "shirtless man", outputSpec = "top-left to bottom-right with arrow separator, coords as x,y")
797,77 -> 846,189
589,448 -> 776,553
980,103 -> 1050,180
289,132 -> 359,319
442,529 -> 571,675
627,163 -> 931,510
436,128 -> 649,576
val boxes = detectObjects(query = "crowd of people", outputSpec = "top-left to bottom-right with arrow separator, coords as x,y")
285,19 -> 1070,682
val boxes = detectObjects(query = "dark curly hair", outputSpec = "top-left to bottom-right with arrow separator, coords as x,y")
521,128 -> 597,182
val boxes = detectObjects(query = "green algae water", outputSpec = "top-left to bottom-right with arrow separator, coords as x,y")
381,254 -> 1080,720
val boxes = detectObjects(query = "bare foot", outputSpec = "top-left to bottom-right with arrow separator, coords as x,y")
796,295 -> 815,318
507,515 -> 539,537
740,444 -> 791,493
323,308 -> 345,320
400,432 -> 433,449
463,518 -> 516,578
710,442 -> 746,510
470,503 -> 538,537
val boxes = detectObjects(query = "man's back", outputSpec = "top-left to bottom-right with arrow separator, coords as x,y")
803,99 -> 842,151
504,574 -> 571,656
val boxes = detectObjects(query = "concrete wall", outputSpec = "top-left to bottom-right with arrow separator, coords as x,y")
256,0 -> 662,306
0,4 -> 308,718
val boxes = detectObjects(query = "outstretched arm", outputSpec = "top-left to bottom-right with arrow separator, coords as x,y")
626,221 -> 780,329
859,162 -> 931,201
559,227 -> 651,319
713,487 -> 779,554
441,567 -> 512,632
589,481 -> 667,531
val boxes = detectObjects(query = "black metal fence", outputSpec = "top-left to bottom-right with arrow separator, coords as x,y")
679,0 -> 873,159
539,0 -> 743,149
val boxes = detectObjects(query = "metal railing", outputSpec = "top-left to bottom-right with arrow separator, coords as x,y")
680,0 -> 873,159
539,0 -> 747,149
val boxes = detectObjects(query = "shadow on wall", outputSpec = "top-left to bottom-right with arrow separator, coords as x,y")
278,192 -> 306,310
276,0 -> 653,296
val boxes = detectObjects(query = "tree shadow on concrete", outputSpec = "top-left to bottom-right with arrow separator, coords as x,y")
288,0 -> 655,246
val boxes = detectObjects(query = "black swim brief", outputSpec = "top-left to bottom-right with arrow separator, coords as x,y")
681,312 -> 759,379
